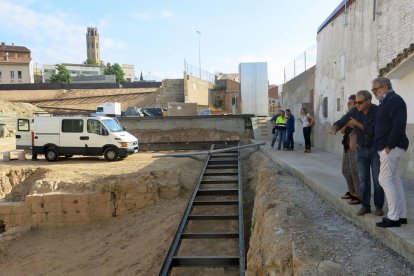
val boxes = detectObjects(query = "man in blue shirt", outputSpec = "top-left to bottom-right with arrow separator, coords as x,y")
284,109 -> 295,150
330,90 -> 384,217
371,77 -> 409,228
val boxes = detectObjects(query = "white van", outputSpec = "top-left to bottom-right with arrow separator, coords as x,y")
16,116 -> 138,162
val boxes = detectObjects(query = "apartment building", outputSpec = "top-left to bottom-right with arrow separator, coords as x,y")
0,42 -> 33,84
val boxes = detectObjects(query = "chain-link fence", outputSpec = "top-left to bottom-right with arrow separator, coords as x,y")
284,45 -> 317,83
184,60 -> 215,83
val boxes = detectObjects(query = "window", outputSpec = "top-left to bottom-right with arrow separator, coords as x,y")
323,97 -> 328,118
17,119 -> 30,131
214,95 -> 224,108
232,96 -> 238,108
18,71 -> 22,79
10,71 -> 15,79
62,119 -> 84,133
87,119 -> 105,135
337,98 -> 341,112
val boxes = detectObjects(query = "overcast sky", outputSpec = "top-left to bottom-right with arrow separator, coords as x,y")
0,0 -> 341,84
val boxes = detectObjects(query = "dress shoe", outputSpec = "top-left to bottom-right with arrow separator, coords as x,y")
400,218 -> 408,224
376,217 -> 401,228
373,208 -> 384,216
357,207 -> 371,216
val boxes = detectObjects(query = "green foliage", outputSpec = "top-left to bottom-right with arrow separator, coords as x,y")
104,63 -> 126,83
49,64 -> 71,83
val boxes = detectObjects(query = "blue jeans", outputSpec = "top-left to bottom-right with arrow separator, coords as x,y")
277,129 -> 286,149
284,131 -> 294,149
356,147 -> 384,209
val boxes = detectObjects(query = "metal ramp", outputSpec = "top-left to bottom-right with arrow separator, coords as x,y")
159,143 -> 245,275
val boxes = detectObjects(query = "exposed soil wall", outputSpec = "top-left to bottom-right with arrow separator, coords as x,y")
246,152 -> 294,275
0,169 -> 181,229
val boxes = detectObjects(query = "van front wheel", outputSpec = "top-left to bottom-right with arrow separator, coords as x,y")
104,147 -> 119,162
45,148 -> 58,162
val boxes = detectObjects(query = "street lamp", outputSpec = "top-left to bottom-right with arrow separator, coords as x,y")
196,30 -> 201,78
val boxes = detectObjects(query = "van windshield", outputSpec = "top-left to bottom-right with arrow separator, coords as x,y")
101,119 -> 123,133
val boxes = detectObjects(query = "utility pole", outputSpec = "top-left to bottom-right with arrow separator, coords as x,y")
196,31 -> 201,78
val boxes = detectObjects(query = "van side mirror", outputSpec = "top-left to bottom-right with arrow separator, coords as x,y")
123,126 -> 127,131
100,128 -> 109,136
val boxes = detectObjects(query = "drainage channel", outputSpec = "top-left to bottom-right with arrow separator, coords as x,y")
159,143 -> 245,275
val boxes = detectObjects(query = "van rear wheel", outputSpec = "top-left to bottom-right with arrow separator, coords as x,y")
104,147 -> 118,162
45,148 -> 58,162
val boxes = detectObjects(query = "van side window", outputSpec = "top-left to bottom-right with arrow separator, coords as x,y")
62,119 -> 84,133
87,119 -> 104,135
17,119 -> 30,131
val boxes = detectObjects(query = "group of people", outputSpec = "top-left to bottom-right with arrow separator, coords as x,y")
270,107 -> 314,152
330,77 -> 409,228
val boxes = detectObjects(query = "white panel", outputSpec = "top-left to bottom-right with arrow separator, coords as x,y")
239,62 -> 268,116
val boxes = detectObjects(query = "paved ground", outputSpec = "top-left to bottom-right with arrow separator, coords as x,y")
253,139 -> 414,265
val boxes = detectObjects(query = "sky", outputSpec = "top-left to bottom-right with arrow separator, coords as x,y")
0,0 -> 341,84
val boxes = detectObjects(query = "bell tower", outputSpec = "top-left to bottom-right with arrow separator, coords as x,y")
86,27 -> 100,64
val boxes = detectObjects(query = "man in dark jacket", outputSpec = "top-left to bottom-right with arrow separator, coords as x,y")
330,90 -> 384,217
284,109 -> 295,150
371,77 -> 409,228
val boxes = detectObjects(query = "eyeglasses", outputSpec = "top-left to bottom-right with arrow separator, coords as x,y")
355,100 -> 367,105
371,86 -> 382,93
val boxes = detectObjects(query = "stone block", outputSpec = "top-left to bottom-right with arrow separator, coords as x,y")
0,205 -> 13,215
43,193 -> 63,204
49,203 -> 63,213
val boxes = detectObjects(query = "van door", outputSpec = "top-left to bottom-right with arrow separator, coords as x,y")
60,118 -> 86,155
85,119 -> 110,155
16,118 -> 32,150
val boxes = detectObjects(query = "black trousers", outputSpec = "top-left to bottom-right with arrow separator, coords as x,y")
303,126 -> 312,150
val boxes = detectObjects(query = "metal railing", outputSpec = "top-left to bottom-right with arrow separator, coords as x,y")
184,60 -> 215,83
284,45 -> 317,83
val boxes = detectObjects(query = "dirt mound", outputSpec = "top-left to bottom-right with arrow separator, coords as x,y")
0,100 -> 42,117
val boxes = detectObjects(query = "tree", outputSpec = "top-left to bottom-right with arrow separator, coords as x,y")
104,63 -> 126,83
140,70 -> 144,81
49,64 -> 71,83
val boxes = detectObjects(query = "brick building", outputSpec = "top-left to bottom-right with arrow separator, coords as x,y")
0,42 -> 33,84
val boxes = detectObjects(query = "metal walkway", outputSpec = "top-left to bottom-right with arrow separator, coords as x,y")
159,143 -> 245,275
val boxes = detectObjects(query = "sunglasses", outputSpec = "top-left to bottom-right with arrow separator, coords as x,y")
371,86 -> 382,93
355,99 -> 367,105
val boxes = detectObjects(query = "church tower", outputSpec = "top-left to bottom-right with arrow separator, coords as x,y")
86,27 -> 100,64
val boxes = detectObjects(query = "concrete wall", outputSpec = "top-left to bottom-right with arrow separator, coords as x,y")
184,74 -> 214,106
311,0 -> 414,177
157,79 -> 184,108
282,66 -> 316,147
315,0 -> 379,156
118,115 -> 251,135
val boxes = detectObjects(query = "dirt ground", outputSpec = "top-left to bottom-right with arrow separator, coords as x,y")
0,196 -> 188,276
0,136 -> 211,275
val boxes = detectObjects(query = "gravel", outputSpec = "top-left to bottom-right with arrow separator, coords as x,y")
271,164 -> 413,275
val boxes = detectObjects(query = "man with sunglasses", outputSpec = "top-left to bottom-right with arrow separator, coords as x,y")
329,90 -> 384,217
371,77 -> 409,228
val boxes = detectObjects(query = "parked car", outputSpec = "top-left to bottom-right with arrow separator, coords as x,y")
199,108 -> 211,115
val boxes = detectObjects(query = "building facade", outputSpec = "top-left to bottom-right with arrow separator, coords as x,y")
0,42 -> 33,84
42,63 -> 104,83
314,0 -> 414,177
210,78 -> 241,114
122,64 -> 136,82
